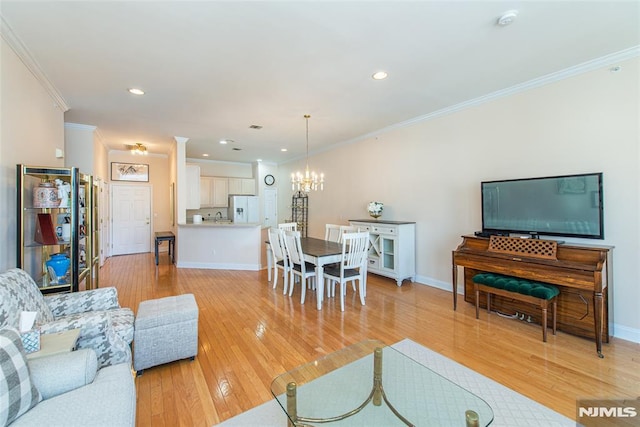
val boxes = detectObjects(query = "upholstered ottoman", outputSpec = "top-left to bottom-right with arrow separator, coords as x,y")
133,294 -> 198,374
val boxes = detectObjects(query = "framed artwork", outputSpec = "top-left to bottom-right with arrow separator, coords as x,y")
111,162 -> 149,182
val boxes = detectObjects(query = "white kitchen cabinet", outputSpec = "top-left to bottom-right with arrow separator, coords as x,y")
212,177 -> 229,207
200,177 -> 213,207
349,220 -> 416,286
186,165 -> 201,209
200,177 -> 229,207
228,178 -> 256,195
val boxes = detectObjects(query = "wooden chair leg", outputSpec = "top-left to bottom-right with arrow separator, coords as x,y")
486,293 -> 491,314
475,285 -> 480,319
552,299 -> 557,335
541,305 -> 548,342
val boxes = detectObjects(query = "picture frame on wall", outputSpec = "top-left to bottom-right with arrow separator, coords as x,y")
111,162 -> 149,182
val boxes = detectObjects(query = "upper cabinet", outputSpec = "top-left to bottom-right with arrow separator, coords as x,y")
200,177 -> 229,208
228,178 -> 256,195
211,177 -> 229,207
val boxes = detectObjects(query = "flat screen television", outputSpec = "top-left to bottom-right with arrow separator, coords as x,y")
481,172 -> 604,240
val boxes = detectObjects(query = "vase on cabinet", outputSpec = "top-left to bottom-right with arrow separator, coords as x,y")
33,181 -> 60,208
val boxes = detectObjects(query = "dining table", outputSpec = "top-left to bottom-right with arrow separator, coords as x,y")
299,237 -> 344,310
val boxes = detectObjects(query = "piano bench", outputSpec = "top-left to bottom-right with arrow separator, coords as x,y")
472,273 -> 560,342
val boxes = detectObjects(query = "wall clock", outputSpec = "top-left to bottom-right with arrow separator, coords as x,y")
264,174 -> 275,186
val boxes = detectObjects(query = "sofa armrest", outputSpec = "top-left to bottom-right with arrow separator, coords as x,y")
39,312 -> 131,367
28,349 -> 98,400
44,287 -> 120,317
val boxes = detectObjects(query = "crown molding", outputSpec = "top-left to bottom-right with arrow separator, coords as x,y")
64,122 -> 97,131
396,46 -> 640,128
1,15 -> 69,112
310,46 -> 640,161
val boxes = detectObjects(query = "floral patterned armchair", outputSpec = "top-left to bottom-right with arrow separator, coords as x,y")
0,268 -> 133,367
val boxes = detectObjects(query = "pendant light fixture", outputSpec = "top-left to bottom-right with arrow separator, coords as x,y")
291,114 -> 324,192
131,143 -> 148,155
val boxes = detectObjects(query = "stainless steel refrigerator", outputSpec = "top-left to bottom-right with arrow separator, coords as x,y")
228,196 -> 259,223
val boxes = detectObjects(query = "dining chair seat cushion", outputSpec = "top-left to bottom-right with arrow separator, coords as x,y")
292,262 -> 316,272
323,266 -> 359,278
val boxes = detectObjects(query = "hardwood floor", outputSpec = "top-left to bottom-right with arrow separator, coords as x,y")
101,253 -> 640,426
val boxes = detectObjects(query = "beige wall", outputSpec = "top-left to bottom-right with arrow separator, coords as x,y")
0,38 -> 65,271
187,157 -> 253,178
278,57 -> 640,340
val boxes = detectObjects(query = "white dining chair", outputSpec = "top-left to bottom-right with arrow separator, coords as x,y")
268,227 -> 290,295
324,231 -> 369,311
325,224 -> 342,243
278,222 -> 298,231
339,225 -> 359,243
283,230 -> 316,304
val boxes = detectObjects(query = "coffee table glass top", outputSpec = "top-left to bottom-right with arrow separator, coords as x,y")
271,340 -> 493,426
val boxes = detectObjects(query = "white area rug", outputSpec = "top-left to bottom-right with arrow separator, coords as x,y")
217,338 -> 573,426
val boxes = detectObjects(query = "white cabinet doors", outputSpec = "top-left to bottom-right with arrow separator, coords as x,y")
200,177 -> 229,207
200,177 -> 212,207
228,178 -> 256,195
212,178 -> 229,207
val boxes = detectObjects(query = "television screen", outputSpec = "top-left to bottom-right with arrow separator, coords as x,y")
481,173 -> 604,239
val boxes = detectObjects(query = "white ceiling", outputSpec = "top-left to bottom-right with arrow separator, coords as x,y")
1,1 -> 638,163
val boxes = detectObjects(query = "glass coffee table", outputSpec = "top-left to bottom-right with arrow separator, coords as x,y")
271,340 -> 493,426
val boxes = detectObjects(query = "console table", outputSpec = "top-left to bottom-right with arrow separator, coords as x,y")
452,235 -> 613,357
349,220 -> 416,286
154,231 -> 175,265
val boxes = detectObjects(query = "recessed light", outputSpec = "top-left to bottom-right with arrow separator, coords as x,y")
219,139 -> 233,145
281,148 -> 287,152
372,71 -> 388,80
249,125 -> 263,129
202,153 -> 209,157
256,159 -> 262,162
610,66 -> 622,73
128,88 -> 145,95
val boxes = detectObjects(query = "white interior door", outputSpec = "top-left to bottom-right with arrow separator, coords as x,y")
264,188 -> 277,228
99,180 -> 110,264
111,184 -> 152,255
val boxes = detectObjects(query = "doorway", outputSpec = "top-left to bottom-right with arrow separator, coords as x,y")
111,184 -> 152,255
264,188 -> 277,228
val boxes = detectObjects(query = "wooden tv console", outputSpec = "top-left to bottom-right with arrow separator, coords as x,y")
452,235 -> 613,357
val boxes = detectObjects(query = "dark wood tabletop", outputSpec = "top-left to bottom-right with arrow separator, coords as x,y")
300,237 -> 342,257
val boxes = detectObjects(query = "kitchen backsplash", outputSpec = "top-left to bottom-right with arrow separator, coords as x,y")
186,207 -> 228,221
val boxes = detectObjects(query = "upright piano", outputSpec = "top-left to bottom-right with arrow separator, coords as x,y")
452,235 -> 613,357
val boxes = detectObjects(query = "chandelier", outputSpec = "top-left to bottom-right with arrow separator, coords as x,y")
291,114 -> 324,192
131,143 -> 148,155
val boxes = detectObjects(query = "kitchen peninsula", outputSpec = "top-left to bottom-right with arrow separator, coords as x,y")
177,221 -> 262,270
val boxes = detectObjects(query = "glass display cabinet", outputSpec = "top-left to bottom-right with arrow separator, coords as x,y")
16,165 -> 97,293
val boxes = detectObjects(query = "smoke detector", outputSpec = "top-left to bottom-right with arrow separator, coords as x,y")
497,10 -> 518,26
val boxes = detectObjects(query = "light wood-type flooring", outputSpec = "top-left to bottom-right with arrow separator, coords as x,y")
101,253 -> 639,427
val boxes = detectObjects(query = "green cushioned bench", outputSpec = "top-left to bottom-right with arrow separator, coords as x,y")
472,273 -> 559,342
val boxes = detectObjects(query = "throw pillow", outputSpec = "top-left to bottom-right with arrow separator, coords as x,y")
0,328 -> 42,426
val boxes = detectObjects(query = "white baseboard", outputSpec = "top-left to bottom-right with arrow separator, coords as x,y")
610,323 -> 640,344
412,274 -> 640,344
